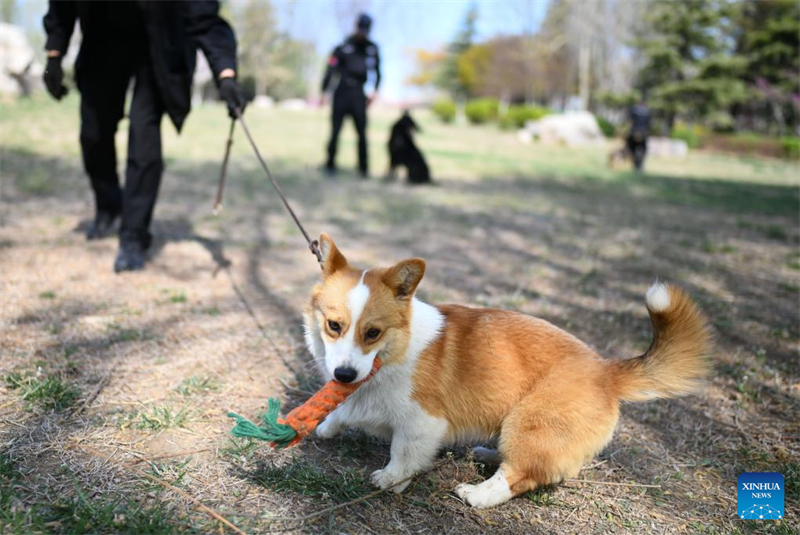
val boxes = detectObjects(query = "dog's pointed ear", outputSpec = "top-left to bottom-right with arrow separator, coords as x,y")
382,259 -> 425,300
319,233 -> 348,277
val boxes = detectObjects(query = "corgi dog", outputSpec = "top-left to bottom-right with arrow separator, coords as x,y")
304,234 -> 712,509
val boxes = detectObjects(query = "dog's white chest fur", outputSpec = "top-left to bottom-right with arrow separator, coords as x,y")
308,297 -> 450,493
310,297 -> 445,434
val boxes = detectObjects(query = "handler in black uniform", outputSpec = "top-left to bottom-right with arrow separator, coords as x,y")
322,13 -> 381,178
43,1 -> 246,272
626,102 -> 651,172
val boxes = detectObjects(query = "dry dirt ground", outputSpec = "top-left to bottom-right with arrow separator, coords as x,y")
1,97 -> 799,534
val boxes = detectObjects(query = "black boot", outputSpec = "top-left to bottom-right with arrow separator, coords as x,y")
86,211 -> 120,240
113,239 -> 146,273
322,164 -> 337,178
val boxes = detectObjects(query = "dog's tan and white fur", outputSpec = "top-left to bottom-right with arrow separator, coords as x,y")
304,234 -> 712,508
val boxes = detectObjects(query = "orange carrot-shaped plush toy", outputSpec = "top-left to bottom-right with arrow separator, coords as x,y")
228,358 -> 382,449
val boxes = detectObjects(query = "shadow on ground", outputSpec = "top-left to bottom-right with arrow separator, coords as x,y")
2,145 -> 798,532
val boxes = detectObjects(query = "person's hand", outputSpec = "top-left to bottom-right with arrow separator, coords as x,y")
43,55 -> 68,101
218,77 -> 246,119
367,93 -> 377,107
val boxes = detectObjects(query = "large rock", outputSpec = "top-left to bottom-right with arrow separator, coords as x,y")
522,111 -> 604,147
0,23 -> 42,96
648,137 -> 689,158
278,98 -> 308,111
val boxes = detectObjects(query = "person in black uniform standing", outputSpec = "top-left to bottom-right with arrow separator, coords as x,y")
626,101 -> 651,172
42,1 -> 246,272
321,13 -> 381,178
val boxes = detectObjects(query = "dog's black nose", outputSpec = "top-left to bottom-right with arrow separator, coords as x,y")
334,367 -> 358,383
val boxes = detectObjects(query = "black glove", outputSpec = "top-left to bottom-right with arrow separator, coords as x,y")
218,77 -> 246,119
43,56 -> 68,101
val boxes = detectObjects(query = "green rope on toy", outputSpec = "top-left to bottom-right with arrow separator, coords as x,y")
228,358 -> 383,450
227,398 -> 297,449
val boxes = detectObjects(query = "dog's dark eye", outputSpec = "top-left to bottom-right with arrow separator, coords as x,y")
328,320 -> 341,333
365,328 -> 381,340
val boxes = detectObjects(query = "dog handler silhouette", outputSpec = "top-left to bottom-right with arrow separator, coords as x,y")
43,1 -> 246,272
321,13 -> 381,178
626,101 -> 651,171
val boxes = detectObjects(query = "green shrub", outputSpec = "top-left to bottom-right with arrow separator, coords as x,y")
431,99 -> 456,124
464,98 -> 499,124
701,132 -> 792,159
498,105 -> 549,129
596,116 -> 616,138
595,90 -> 637,110
670,123 -> 707,149
707,111 -> 735,133
781,137 -> 800,160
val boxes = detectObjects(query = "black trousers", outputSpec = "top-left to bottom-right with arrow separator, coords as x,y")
78,48 -> 165,245
326,86 -> 368,174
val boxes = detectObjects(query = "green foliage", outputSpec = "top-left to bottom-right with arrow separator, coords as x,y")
670,123 -> 707,149
635,1 -> 745,130
465,98 -> 499,124
236,0 -> 315,99
436,6 -> 479,99
1,452 -> 181,533
0,0 -> 16,23
431,99 -> 457,124
736,0 -> 800,120
781,137 -> 800,159
5,371 -> 79,411
596,116 -> 616,138
499,105 -> 549,129
175,374 -> 220,396
456,44 -> 492,97
254,459 -> 372,502
126,405 -> 194,431
698,132 -> 797,159
596,91 -> 637,110
635,0 -> 799,135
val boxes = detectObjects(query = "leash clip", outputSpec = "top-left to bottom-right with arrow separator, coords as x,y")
309,239 -> 323,266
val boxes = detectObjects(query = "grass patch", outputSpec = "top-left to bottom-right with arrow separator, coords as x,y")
253,459 -> 372,502
5,371 -> 80,411
107,324 -> 151,344
160,289 -> 187,304
125,405 -> 194,431
701,240 -> 737,254
168,291 -> 187,304
336,431 -> 376,460
764,225 -> 789,241
220,438 -> 260,463
526,487 -> 559,506
175,375 -> 220,396
43,477 -> 179,535
776,462 -> 799,501
144,460 -> 191,491
38,291 -> 56,299
578,269 -> 600,296
731,521 -> 797,535
0,454 -> 16,480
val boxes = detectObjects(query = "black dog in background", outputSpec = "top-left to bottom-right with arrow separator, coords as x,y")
387,111 -> 431,184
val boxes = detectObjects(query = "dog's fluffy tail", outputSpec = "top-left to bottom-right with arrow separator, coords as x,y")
611,283 -> 713,402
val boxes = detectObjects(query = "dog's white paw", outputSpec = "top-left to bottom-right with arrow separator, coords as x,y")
455,468 -> 513,509
456,483 -> 494,508
370,468 -> 411,493
315,418 -> 342,439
